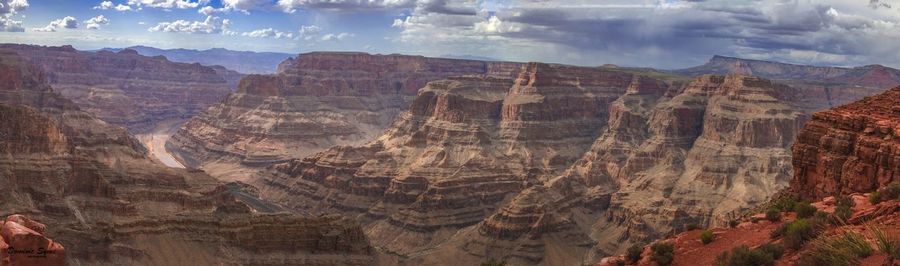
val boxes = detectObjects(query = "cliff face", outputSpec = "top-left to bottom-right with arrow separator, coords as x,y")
0,49 -> 375,265
790,86 -> 899,200
1,215 -> 66,266
0,44 -> 236,133
255,63 -> 658,256
167,52 -> 523,180
675,55 -> 900,111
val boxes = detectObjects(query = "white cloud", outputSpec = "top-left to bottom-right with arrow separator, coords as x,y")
242,28 -> 294,39
148,15 -> 232,34
319,32 -> 352,41
93,1 -> 113,9
84,15 -> 109,30
127,0 -> 208,9
114,4 -> 133,11
277,0 -> 415,13
0,0 -> 28,32
222,0 -> 270,13
473,16 -> 519,34
298,25 -> 321,40
33,16 -> 77,32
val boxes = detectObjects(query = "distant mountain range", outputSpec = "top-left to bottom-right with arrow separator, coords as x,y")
100,46 -> 294,74
674,55 -> 900,88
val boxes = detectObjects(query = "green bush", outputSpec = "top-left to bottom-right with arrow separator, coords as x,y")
772,197 -> 798,212
685,223 -> 700,231
870,182 -> 900,204
798,231 -> 873,266
872,226 -> 900,259
651,242 -> 675,266
793,202 -> 817,219
728,220 -> 739,228
626,244 -> 643,263
715,245 -> 775,266
613,259 -> 625,266
765,208 -> 781,222
700,230 -> 715,245
784,219 -> 817,250
757,243 -> 784,259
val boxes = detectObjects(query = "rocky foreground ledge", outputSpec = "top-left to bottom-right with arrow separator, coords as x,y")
1,215 -> 66,266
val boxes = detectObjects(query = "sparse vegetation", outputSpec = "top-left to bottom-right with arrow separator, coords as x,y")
626,244 -> 643,263
728,220 -> 739,228
798,231 -> 873,266
714,245 -> 775,266
700,230 -> 715,245
765,208 -> 781,222
685,223 -> 700,231
650,242 -> 675,266
784,219 -> 819,250
613,259 -> 626,266
793,201 -> 817,218
871,226 -> 900,260
771,197 -> 798,212
832,196 -> 854,224
869,182 -> 900,204
757,243 -> 784,259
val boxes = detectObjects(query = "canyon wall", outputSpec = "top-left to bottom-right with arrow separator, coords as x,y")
167,52 -> 523,180
675,55 -> 900,111
0,44 -> 235,133
0,48 -> 375,265
790,86 -> 899,200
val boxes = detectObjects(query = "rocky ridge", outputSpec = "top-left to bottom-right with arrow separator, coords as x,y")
0,48 -> 375,265
675,55 -> 900,111
167,52 -> 523,180
790,86 -> 899,200
0,44 -> 236,133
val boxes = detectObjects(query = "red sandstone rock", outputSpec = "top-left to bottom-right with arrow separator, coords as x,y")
790,87 -> 900,200
0,216 -> 66,266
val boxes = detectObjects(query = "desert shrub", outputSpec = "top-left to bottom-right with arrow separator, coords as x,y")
770,223 -> 787,239
613,259 -> 626,266
765,208 -> 781,222
870,182 -> 900,204
715,245 -> 775,266
871,227 -> 900,259
784,219 -> 817,250
650,242 -> 675,266
757,243 -> 784,259
685,223 -> 700,231
626,244 -> 643,263
793,202 -> 817,219
479,259 -> 507,266
797,231 -> 872,266
700,230 -> 715,245
728,220 -> 739,228
772,197 -> 798,212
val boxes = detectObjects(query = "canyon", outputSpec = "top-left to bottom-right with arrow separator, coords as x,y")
160,51 -> 899,265
0,48 -> 376,265
0,44 -> 238,133
167,52 -> 523,180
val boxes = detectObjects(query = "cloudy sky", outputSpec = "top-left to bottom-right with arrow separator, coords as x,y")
1,0 -> 899,69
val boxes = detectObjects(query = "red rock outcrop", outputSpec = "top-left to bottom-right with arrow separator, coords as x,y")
0,44 -> 236,133
790,86 -> 900,200
167,52 -> 523,180
0,215 -> 66,266
0,48 -> 375,265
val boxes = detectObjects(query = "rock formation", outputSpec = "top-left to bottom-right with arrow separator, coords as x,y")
0,48 -> 375,265
675,55 -> 900,111
790,86 -> 899,200
167,52 -> 523,180
0,44 -> 235,133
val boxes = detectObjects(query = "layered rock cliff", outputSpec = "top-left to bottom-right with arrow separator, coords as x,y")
675,55 -> 900,111
790,86 -> 899,200
254,63 -> 665,256
0,48 -> 375,265
1,214 -> 66,266
0,44 -> 236,133
167,52 -> 523,180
